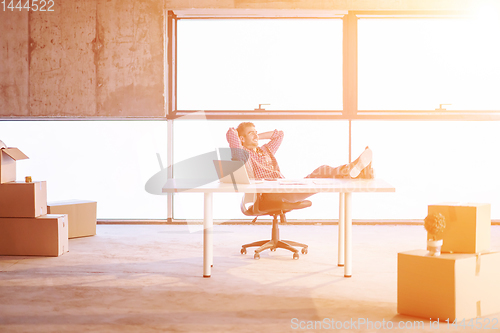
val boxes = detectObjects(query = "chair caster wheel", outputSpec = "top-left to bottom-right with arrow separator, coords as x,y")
293,253 -> 299,260
301,247 -> 308,255
254,252 -> 260,260
241,248 -> 247,255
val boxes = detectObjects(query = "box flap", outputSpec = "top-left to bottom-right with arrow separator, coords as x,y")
2,148 -> 29,160
431,202 -> 489,208
48,199 -> 96,206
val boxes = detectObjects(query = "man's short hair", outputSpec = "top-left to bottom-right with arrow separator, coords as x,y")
236,122 -> 255,137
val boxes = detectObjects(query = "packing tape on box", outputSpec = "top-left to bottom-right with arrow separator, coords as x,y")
475,254 -> 483,318
475,253 -> 482,276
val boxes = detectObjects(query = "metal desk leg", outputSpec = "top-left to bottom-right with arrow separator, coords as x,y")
344,192 -> 352,277
203,192 -> 213,278
338,193 -> 345,266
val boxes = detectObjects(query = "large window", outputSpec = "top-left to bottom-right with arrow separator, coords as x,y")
172,119 -> 500,220
0,121 -> 169,219
177,19 -> 343,111
173,119 -> 349,220
351,120 -> 500,219
358,18 -> 500,111
4,13 -> 500,222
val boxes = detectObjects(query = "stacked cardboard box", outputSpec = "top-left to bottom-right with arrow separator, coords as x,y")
0,146 -> 68,256
48,200 -> 97,239
398,203 -> 499,320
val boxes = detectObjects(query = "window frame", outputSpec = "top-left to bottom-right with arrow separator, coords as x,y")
166,10 -> 500,121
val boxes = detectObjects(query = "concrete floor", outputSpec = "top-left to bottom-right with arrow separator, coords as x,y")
1,224 -> 499,333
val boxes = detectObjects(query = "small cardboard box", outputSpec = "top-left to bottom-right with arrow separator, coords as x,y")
398,250 -> 500,321
0,181 -> 47,218
0,214 -> 68,256
0,147 -> 29,183
428,203 -> 491,253
48,200 -> 97,238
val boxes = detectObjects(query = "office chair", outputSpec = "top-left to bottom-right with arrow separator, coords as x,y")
240,193 -> 312,260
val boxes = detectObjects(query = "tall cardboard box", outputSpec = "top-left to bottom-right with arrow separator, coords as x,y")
48,200 -> 97,238
398,250 -> 500,320
428,203 -> 490,253
0,214 -> 68,256
0,181 -> 47,217
0,147 -> 29,183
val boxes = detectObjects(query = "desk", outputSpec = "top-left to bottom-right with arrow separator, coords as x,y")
162,178 -> 395,278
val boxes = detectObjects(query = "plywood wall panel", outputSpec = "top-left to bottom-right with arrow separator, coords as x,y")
0,10 -> 29,116
96,0 -> 165,117
29,1 -> 96,116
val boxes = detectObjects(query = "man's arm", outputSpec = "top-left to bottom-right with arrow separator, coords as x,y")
263,130 -> 284,155
226,127 -> 249,163
257,131 -> 274,140
226,127 -> 242,148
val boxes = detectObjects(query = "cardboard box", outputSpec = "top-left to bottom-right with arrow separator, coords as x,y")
428,203 -> 491,253
0,181 -> 47,217
0,147 -> 29,183
0,214 -> 68,256
398,250 -> 500,321
48,200 -> 97,238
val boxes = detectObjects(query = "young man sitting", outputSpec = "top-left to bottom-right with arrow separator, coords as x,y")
226,122 -> 373,208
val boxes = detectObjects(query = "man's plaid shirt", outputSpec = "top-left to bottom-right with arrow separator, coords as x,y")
226,128 -> 284,179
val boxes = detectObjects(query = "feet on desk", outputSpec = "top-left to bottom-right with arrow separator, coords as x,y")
355,162 -> 375,179
349,146 -> 372,178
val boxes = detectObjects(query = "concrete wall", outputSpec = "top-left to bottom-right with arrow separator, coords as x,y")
1,10 -> 29,116
29,1 -> 97,116
1,0 -> 164,118
0,0 -> 480,118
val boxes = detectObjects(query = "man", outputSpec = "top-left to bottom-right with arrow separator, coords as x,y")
226,122 -> 373,207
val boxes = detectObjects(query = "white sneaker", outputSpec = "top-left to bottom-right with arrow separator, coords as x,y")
349,147 -> 373,178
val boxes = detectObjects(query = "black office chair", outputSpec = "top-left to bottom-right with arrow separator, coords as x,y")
240,193 -> 312,260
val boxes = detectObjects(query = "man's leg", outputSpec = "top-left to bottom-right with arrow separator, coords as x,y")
306,147 -> 373,179
306,164 -> 349,178
258,147 -> 373,205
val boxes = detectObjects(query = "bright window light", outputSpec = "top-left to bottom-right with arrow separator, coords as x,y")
173,120 -> 349,220
177,19 -> 343,111
359,18 -> 500,110
0,121 -> 169,219
351,121 -> 500,219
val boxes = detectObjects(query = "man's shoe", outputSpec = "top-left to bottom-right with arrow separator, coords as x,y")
349,147 -> 372,178
355,163 -> 375,179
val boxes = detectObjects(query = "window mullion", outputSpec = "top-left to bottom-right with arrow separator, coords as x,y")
342,12 -> 358,120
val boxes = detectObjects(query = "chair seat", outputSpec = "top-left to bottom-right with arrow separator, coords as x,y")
258,199 -> 312,215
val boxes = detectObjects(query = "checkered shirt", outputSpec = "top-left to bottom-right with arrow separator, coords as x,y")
226,128 -> 284,179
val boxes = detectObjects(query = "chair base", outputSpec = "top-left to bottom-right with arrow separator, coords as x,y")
241,213 -> 308,260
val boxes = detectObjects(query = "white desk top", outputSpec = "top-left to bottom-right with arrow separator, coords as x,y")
162,178 -> 395,194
